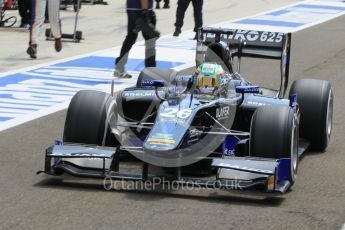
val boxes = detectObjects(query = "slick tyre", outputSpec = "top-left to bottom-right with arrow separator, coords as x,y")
63,90 -> 117,146
250,106 -> 299,183
136,67 -> 177,87
289,79 -> 333,151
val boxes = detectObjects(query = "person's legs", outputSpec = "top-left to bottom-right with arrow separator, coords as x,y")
155,0 -> 161,9
192,0 -> 203,32
142,11 -> 157,67
18,0 -> 29,26
163,0 -> 169,8
27,0 -> 45,58
26,0 -> 32,24
174,0 -> 190,36
48,0 -> 62,52
116,32 -> 138,71
114,10 -> 139,77
44,0 -> 49,23
48,0 -> 61,38
29,0 -> 45,45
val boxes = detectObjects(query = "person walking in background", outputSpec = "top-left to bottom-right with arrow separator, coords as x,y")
0,0 -> 5,12
0,0 -> 13,11
114,0 -> 159,78
27,0 -> 62,59
173,0 -> 203,39
44,1 -> 49,23
155,0 -> 169,9
18,0 -> 31,27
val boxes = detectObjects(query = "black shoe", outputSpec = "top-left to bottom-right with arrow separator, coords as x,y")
27,44 -> 37,59
194,33 -> 198,40
163,3 -> 170,8
173,27 -> 181,37
113,69 -> 132,78
54,37 -> 62,52
156,2 -> 160,9
19,22 -> 28,28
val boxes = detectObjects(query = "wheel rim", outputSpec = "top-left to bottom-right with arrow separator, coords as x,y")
290,117 -> 299,182
326,90 -> 333,145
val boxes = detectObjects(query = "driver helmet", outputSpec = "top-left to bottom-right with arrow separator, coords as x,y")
196,63 -> 226,95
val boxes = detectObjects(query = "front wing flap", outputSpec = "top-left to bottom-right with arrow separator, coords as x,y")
38,144 -> 292,194
46,145 -> 116,158
212,157 -> 291,193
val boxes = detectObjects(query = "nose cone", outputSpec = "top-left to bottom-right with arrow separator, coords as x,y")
143,121 -> 188,153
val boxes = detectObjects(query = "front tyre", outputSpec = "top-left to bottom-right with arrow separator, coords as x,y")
289,79 -> 333,151
63,90 -> 117,146
250,106 -> 299,184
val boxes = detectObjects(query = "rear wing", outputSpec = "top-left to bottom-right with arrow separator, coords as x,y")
196,27 -> 292,98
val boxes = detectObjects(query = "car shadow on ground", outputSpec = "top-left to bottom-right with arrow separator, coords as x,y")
34,176 -> 285,207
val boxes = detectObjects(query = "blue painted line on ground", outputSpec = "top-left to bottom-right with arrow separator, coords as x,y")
0,101 -> 51,106
0,93 -> 62,103
53,56 -> 184,71
269,10 -> 291,16
233,1 -> 345,30
0,73 -> 104,87
234,19 -> 304,27
268,6 -> 344,16
0,58 -> 183,89
297,3 -> 345,11
0,56 -> 186,130
0,74 -> 31,87
0,105 -> 38,111
52,56 -> 116,69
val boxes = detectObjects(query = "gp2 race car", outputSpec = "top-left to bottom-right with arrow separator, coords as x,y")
37,27 -> 333,195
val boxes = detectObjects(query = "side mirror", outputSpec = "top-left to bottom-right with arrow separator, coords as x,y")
141,79 -> 166,101
141,79 -> 165,88
235,85 -> 260,94
236,85 -> 260,106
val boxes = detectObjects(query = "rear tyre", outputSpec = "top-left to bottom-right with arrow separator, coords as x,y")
289,79 -> 333,151
250,106 -> 298,183
136,67 -> 177,87
63,90 -> 117,146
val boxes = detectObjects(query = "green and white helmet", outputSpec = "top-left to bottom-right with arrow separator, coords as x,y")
196,63 -> 225,94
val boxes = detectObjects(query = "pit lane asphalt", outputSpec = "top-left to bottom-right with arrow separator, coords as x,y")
1,1 -> 345,230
